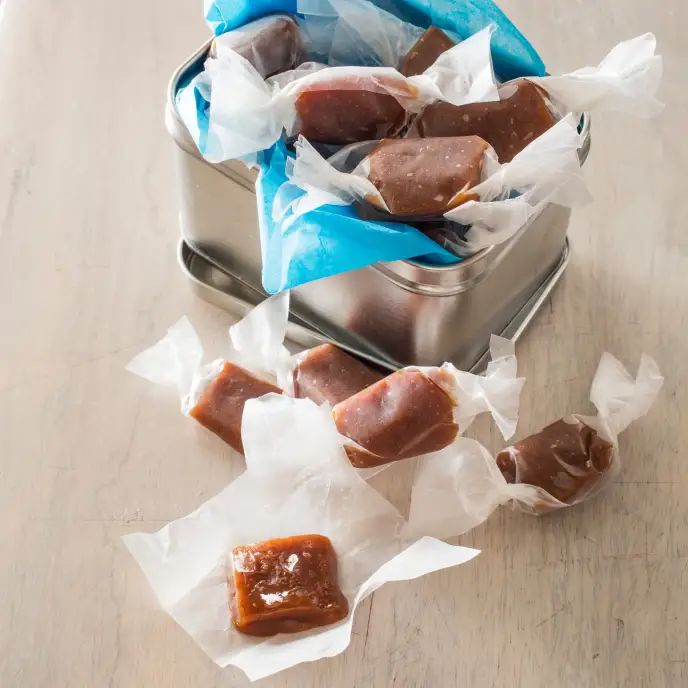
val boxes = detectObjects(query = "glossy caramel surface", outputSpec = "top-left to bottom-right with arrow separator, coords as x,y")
294,75 -> 414,144
230,534 -> 349,637
496,418 -> 614,506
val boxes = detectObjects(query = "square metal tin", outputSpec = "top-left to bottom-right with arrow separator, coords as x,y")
167,41 -> 590,370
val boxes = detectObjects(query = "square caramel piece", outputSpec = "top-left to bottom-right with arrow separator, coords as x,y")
294,74 -> 413,144
400,26 -> 456,77
229,534 -> 349,637
496,418 -> 614,508
189,361 -> 281,454
333,369 -> 459,468
408,79 -> 557,162
367,136 -> 488,217
293,344 -> 383,406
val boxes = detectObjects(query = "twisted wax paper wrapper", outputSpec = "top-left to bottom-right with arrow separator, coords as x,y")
407,352 -> 664,539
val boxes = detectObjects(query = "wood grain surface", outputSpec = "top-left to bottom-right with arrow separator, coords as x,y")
0,0 -> 685,686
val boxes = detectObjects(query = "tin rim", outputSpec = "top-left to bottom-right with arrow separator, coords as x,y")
179,237 -> 572,372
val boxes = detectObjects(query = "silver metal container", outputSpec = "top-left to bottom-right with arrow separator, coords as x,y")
166,41 -> 591,370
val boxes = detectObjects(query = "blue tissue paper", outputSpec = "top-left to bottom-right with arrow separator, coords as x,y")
257,142 -> 457,293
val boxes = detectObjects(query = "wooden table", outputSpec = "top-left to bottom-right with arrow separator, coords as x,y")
0,0 -> 685,685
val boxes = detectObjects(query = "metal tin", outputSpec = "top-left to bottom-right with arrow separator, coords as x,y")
177,238 -> 397,371
166,41 -> 591,370
179,238 -> 570,373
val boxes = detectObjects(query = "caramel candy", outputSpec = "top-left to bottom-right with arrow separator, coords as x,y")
400,26 -> 456,77
333,369 -> 458,468
293,344 -> 384,406
408,79 -> 557,162
294,75 -> 414,144
210,15 -> 303,79
367,136 -> 488,216
496,418 -> 615,508
189,362 -> 281,454
229,534 -> 349,637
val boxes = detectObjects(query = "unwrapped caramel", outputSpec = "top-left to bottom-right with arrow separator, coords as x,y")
496,418 -> 614,509
333,369 -> 458,468
408,79 -> 557,162
293,344 -> 383,406
189,362 -> 281,454
367,136 -> 488,216
400,26 -> 456,77
229,534 -> 349,637
210,15 -> 303,79
294,75 -> 415,144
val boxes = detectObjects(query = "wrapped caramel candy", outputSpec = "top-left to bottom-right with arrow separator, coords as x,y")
226,292 -> 384,408
332,337 -> 525,468
367,136 -> 488,216
277,117 -> 588,259
409,353 -> 664,539
292,344 -> 384,406
496,418 -> 614,511
492,354 -> 663,513
278,135 -> 490,223
230,534 -> 349,637
189,361 -> 281,454
292,73 -> 415,144
126,316 -> 283,456
400,26 -> 456,77
333,369 -> 459,468
408,79 -> 558,162
209,15 -> 304,79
